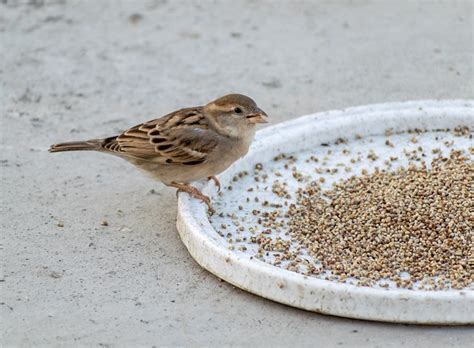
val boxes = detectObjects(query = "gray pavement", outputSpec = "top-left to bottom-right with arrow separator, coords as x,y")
1,0 -> 473,346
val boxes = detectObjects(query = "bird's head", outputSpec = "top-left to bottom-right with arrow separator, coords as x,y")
203,94 -> 268,137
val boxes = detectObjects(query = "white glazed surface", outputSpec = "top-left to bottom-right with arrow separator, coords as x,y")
176,100 -> 474,324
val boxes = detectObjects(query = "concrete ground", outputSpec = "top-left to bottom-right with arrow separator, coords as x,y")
1,0 -> 473,346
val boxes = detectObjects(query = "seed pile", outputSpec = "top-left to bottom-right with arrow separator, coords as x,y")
211,126 -> 473,290
288,150 -> 473,289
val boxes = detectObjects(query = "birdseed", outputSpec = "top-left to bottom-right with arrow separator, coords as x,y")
288,149 -> 473,290
210,126 -> 473,290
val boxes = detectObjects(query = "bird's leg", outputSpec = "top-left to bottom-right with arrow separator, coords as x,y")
207,176 -> 221,193
170,182 -> 215,214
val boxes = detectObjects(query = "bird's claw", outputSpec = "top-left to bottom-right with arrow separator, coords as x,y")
172,182 -> 215,214
207,176 -> 221,193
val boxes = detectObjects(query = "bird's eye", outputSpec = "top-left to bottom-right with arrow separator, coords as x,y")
234,107 -> 243,114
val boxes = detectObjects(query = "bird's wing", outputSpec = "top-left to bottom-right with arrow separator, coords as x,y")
103,107 -> 218,165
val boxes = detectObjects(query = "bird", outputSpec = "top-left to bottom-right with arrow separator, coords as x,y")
49,94 -> 268,213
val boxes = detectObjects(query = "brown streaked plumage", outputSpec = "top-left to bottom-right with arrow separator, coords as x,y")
49,94 -> 268,213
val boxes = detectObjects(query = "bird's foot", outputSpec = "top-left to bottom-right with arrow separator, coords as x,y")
170,182 -> 215,214
207,176 -> 221,193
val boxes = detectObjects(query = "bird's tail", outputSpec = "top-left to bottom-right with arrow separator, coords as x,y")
49,139 -> 104,153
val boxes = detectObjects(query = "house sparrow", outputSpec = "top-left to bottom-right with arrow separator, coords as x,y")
49,94 -> 268,213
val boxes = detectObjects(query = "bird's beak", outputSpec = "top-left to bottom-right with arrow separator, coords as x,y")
246,109 -> 269,124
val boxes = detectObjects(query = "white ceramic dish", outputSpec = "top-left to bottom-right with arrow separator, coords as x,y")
176,100 -> 474,324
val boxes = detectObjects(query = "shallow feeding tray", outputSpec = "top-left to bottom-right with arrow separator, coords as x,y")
176,100 -> 474,324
